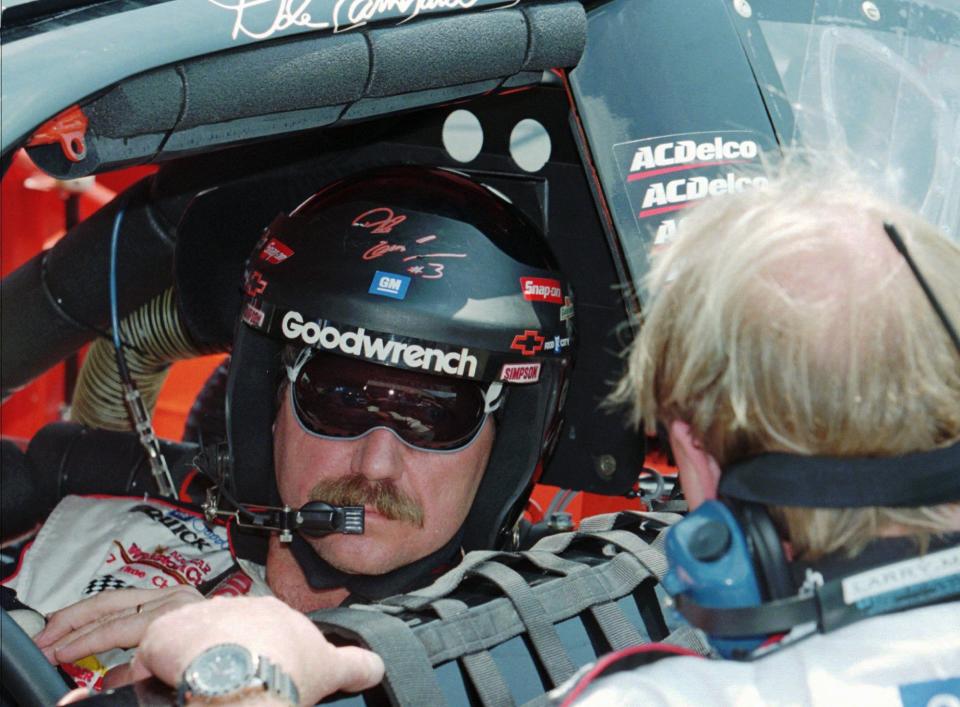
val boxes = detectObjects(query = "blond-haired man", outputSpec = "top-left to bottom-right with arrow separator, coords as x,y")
560,163 -> 960,704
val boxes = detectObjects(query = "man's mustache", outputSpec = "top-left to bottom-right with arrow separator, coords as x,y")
309,475 -> 424,528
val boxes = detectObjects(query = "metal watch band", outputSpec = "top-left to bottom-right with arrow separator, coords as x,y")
256,654 -> 300,706
177,645 -> 301,706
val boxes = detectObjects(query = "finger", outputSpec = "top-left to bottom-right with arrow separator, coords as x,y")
324,646 -> 385,694
36,587 -> 188,648
38,587 -> 160,646
51,588 -> 201,663
51,589 -> 202,664
44,601 -> 144,657
48,584 -> 201,646
45,589 -> 183,661
101,658 -> 151,691
56,687 -> 93,705
50,611 -> 153,664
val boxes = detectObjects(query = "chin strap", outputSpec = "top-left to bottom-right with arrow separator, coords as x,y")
288,527 -> 465,602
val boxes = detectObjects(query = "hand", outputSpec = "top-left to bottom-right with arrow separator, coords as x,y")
138,596 -> 385,706
35,586 -> 203,674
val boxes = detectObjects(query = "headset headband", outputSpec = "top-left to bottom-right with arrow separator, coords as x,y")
719,440 -> 960,508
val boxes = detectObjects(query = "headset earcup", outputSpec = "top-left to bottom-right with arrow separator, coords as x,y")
734,502 -> 795,600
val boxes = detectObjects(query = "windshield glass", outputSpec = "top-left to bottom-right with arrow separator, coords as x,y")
568,0 -> 959,299
752,1 -> 960,241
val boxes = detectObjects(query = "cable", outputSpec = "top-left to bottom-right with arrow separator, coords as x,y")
108,207 -> 176,498
556,488 -> 578,514
109,209 -> 124,365
545,488 -> 576,516
545,489 -> 564,516
884,222 -> 960,356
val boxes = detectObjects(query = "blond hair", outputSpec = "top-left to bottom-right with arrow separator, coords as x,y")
612,160 -> 960,559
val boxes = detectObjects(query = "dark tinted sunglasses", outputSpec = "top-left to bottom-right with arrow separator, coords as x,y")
288,350 -> 503,452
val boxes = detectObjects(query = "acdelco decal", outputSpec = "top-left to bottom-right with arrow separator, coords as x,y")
520,277 -> 563,304
614,131 -> 769,250
282,311 -> 480,379
639,173 -> 768,214
628,137 -> 758,174
259,238 -> 293,264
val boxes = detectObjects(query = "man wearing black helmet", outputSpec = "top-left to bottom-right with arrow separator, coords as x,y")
12,167 -> 575,697
223,165 -> 573,607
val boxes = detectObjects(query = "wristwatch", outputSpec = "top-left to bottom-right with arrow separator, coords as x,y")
178,643 -> 300,706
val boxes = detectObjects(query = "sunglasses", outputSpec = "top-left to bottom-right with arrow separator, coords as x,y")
288,350 -> 503,452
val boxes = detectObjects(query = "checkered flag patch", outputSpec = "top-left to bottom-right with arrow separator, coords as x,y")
83,574 -> 128,595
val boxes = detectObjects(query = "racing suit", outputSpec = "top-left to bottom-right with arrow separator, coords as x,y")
565,536 -> 960,706
3,495 -> 269,689
568,601 -> 960,706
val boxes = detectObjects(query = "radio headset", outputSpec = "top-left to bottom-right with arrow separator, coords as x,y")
662,224 -> 960,658
194,443 -> 364,542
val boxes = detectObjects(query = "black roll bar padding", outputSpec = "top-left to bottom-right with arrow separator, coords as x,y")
0,176 -> 181,395
0,439 -> 48,540
0,253 -> 90,399
24,1 -> 587,178
0,423 -> 200,543
3,130 -> 388,399
28,422 -> 199,497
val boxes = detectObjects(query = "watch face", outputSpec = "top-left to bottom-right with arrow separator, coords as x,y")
187,644 -> 255,696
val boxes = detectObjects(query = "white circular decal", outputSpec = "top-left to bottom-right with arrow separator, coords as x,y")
509,119 -> 552,173
442,110 -> 483,164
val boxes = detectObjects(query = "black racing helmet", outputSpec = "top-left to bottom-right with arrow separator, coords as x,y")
225,165 -> 575,550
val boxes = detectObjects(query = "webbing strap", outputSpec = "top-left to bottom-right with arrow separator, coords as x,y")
652,527 -> 669,555
624,510 -> 684,526
412,552 -> 653,664
515,631 -> 712,707
652,500 -> 689,513
662,624 -> 713,656
576,510 -> 679,532
587,530 -> 670,580
520,551 -> 643,651
529,530 -> 578,555
531,510 -> 673,548
529,512 -> 626,555
534,527 -> 667,579
470,561 -> 577,686
310,607 -> 447,706
588,600 -> 645,650
431,598 -> 515,707
383,550 -> 505,611
519,551 -> 586,576
577,512 -> 623,533
519,692 -> 555,707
